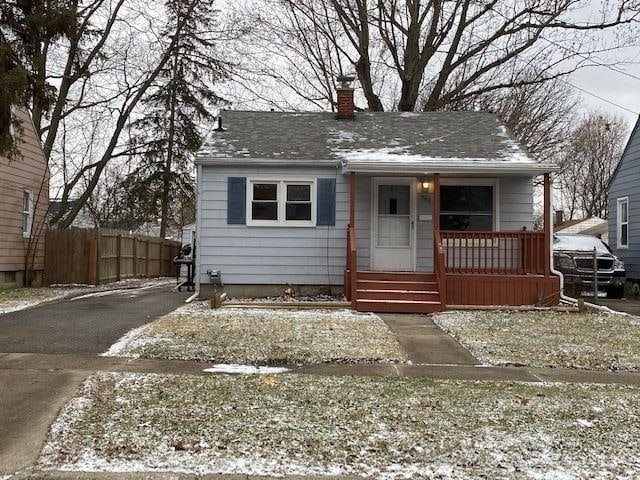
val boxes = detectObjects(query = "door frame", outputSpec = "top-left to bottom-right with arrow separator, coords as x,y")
370,177 -> 417,271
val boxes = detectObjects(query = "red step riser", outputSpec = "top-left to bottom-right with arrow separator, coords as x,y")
356,300 -> 443,314
356,280 -> 438,291
356,271 -> 436,282
357,291 -> 441,302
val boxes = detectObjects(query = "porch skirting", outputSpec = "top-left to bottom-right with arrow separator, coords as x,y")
444,274 -> 560,307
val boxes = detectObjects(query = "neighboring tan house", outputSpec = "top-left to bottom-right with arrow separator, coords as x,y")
608,115 -> 640,280
194,87 -> 560,313
0,107 -> 49,288
555,216 -> 608,244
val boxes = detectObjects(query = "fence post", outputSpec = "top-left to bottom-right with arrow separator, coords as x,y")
116,233 -> 122,281
146,239 -> 151,277
96,229 -> 102,285
132,237 -> 138,277
159,240 -> 165,276
88,235 -> 98,285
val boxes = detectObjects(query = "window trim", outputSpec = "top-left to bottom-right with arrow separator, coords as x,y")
617,196 -> 629,249
439,178 -> 500,231
22,188 -> 33,239
246,177 -> 316,227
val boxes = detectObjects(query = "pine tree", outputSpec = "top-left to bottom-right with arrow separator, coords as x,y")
125,0 -> 229,238
0,0 -> 77,155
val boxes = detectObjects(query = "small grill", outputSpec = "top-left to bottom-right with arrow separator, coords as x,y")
575,257 -> 614,271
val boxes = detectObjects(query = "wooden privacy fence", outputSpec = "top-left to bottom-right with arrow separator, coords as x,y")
44,228 -> 181,286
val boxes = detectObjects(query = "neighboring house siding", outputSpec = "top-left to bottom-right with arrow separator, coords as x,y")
0,108 -> 49,279
198,165 -> 346,285
198,166 -> 535,285
609,118 -> 640,279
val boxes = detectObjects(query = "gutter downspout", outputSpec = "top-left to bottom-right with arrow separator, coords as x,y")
547,176 -> 576,306
547,179 -> 616,313
186,162 -> 203,303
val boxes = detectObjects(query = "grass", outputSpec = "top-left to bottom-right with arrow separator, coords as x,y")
39,372 -> 640,478
433,309 -> 640,371
104,304 -> 407,364
0,287 -> 75,315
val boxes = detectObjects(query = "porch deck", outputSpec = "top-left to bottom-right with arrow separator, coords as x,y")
345,172 -> 560,313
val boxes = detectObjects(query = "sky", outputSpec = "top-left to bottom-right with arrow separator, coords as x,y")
562,4 -> 640,129
571,61 -> 640,127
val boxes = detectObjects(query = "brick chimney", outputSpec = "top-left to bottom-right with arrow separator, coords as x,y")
336,74 -> 356,120
555,210 -> 564,226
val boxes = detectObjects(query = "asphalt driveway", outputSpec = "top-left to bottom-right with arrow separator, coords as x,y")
0,284 -> 189,355
0,283 -> 188,474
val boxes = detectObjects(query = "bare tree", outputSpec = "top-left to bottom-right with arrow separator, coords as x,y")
448,76 -> 579,163
241,0 -> 639,112
558,113 -> 629,220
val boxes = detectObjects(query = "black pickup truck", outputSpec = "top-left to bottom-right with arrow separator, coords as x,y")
553,234 -> 626,298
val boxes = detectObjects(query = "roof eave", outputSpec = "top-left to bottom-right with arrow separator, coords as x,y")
195,156 -> 341,167
342,160 -> 559,175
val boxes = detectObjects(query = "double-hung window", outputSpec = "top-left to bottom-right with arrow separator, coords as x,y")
617,197 -> 629,248
22,189 -> 33,238
247,179 -> 315,226
440,181 -> 497,231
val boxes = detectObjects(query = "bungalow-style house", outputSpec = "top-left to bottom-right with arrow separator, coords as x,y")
608,115 -> 640,280
0,107 -> 49,288
194,86 -> 560,312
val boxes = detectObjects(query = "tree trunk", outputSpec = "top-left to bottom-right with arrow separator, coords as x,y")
160,29 -> 181,239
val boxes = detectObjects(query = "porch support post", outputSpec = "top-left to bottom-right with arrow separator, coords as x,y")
348,172 -> 357,308
349,172 -> 356,227
543,173 -> 551,277
433,173 -> 440,234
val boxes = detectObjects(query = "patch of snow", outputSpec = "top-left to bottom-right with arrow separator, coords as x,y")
576,419 -> 594,428
101,323 -> 151,357
333,147 -> 536,164
328,129 -> 365,144
72,290 -> 121,300
0,300 -> 43,315
203,364 -> 290,375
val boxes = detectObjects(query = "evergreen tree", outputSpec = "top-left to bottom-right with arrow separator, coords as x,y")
126,0 -> 229,237
0,0 -> 77,155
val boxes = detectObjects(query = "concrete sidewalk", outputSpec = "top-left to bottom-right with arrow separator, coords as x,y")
3,351 -> 640,385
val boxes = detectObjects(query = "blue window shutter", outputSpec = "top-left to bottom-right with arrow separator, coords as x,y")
317,178 -> 336,226
227,177 -> 246,224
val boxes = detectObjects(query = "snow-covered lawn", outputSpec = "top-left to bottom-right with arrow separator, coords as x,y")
39,372 -> 640,478
104,302 -> 406,364
0,287 -> 79,315
434,310 -> 640,371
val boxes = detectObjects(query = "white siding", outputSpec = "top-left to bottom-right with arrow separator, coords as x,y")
198,165 -> 346,285
197,167 -> 535,285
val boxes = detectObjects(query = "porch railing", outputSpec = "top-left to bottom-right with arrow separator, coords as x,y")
440,230 -> 547,275
346,224 -> 357,306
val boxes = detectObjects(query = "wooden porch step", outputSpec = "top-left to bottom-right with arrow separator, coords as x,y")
356,299 -> 443,314
356,271 -> 436,282
356,279 -> 438,291
357,289 -> 441,302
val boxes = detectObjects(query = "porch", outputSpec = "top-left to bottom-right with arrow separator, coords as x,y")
344,172 -> 560,313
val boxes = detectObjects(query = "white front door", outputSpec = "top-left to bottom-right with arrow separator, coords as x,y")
372,178 -> 415,271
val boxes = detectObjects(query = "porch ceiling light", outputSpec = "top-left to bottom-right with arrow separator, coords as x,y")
421,180 -> 431,193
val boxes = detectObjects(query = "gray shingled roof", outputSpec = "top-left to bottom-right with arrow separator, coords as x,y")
197,110 -> 553,172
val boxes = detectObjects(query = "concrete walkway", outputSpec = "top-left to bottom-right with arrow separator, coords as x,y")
378,313 -> 479,365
